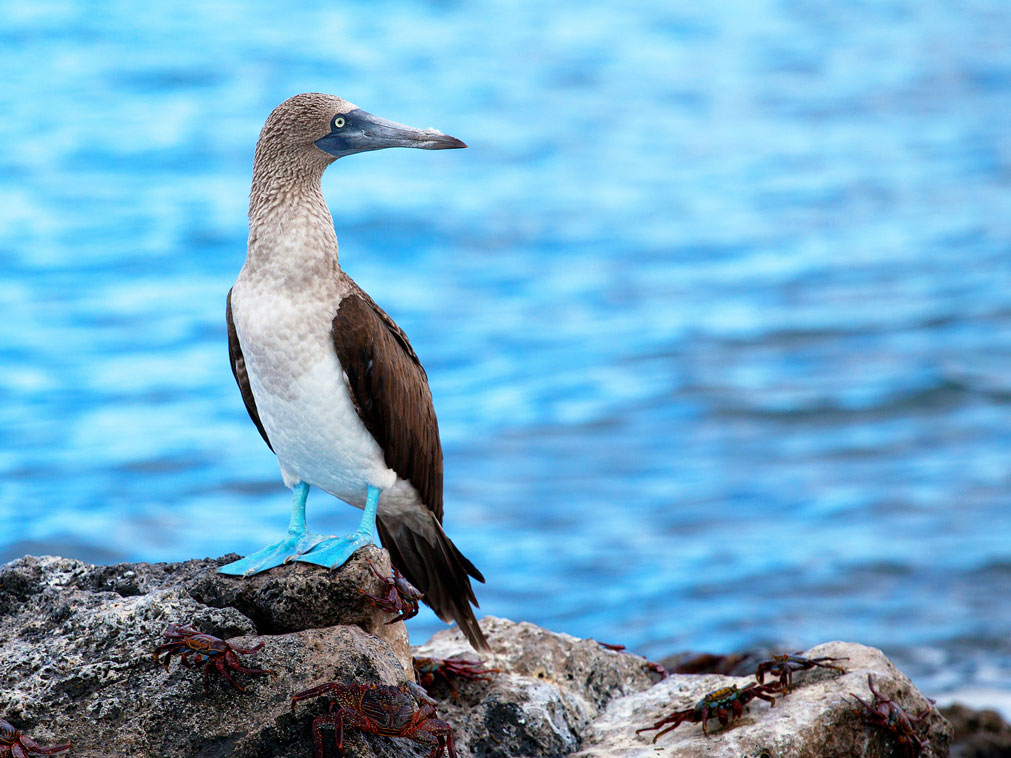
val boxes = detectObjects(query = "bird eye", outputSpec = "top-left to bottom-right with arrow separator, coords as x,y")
334,116 -> 346,129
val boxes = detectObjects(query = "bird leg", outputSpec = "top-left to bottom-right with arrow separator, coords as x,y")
219,482 -> 332,576
296,485 -> 380,569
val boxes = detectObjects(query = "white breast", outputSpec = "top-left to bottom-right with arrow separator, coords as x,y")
230,275 -> 399,508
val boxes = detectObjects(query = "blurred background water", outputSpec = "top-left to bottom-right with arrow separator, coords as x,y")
1,0 -> 1010,712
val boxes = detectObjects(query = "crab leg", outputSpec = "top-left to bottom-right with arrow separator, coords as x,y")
310,717 -> 327,758
214,658 -> 247,692
292,682 -> 343,706
16,737 -> 71,756
701,705 -> 713,736
229,641 -> 266,656
223,651 -> 273,676
154,647 -> 176,671
649,714 -> 688,742
309,713 -> 345,758
226,662 -> 273,675
203,660 -> 214,693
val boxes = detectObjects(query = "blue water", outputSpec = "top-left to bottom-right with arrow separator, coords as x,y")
2,0 -> 1010,709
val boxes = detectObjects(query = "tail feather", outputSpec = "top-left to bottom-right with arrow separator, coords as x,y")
377,511 -> 489,651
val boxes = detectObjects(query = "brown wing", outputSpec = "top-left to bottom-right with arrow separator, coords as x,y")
226,288 -> 273,452
331,290 -> 442,520
347,282 -> 422,365
332,290 -> 488,650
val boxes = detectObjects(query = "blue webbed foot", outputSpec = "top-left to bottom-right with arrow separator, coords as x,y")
218,531 -> 330,576
294,529 -> 374,569
295,484 -> 381,570
219,482 -> 331,576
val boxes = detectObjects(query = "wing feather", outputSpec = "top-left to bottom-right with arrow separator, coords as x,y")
226,289 -> 273,452
332,289 -> 487,650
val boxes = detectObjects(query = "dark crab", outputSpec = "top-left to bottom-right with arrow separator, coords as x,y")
754,651 -> 847,691
291,681 -> 456,758
153,622 -> 273,693
359,559 -> 424,623
0,719 -> 70,758
413,656 -> 498,701
666,651 -> 752,677
849,673 -> 932,758
637,682 -> 781,740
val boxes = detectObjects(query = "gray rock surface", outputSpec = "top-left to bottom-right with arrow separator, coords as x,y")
572,641 -> 952,758
0,551 -> 417,758
412,616 -> 662,758
1,554 -> 953,758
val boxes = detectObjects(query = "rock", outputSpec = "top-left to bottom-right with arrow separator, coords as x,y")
0,554 -> 955,758
0,552 -> 417,758
941,702 -> 1011,758
572,641 -> 952,758
0,547 -> 411,674
412,616 -> 662,757
186,548 -> 413,672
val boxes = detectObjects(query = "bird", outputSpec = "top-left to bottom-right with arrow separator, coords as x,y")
218,93 -> 487,650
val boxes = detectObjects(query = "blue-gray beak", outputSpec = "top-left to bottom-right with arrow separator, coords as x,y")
315,109 -> 467,158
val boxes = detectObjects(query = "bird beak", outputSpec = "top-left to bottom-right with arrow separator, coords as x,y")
315,109 -> 467,158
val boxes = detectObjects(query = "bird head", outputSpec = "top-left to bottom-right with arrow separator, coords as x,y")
255,93 -> 467,168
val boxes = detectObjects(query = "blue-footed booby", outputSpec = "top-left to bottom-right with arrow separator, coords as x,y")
220,93 -> 487,650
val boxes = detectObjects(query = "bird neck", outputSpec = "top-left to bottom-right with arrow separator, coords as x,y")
245,154 -> 341,284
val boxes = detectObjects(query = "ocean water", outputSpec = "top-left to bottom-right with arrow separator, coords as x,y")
1,0 -> 1010,712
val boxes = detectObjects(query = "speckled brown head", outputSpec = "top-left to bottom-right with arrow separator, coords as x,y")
252,93 -> 466,182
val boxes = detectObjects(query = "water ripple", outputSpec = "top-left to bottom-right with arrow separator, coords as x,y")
1,0 -> 1010,711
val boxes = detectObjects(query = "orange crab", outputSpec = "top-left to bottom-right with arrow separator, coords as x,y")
358,559 -> 424,624
637,682 -> 781,739
153,623 -> 273,693
413,656 -> 498,701
849,673 -> 932,757
754,651 -> 847,691
291,681 -> 455,758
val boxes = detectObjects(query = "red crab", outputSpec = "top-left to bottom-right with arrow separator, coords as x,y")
644,659 -> 670,679
849,673 -> 932,757
153,622 -> 273,693
595,641 -> 626,651
0,719 -> 70,758
637,682 -> 781,740
413,656 -> 498,701
291,681 -> 456,758
754,651 -> 847,691
359,559 -> 424,623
